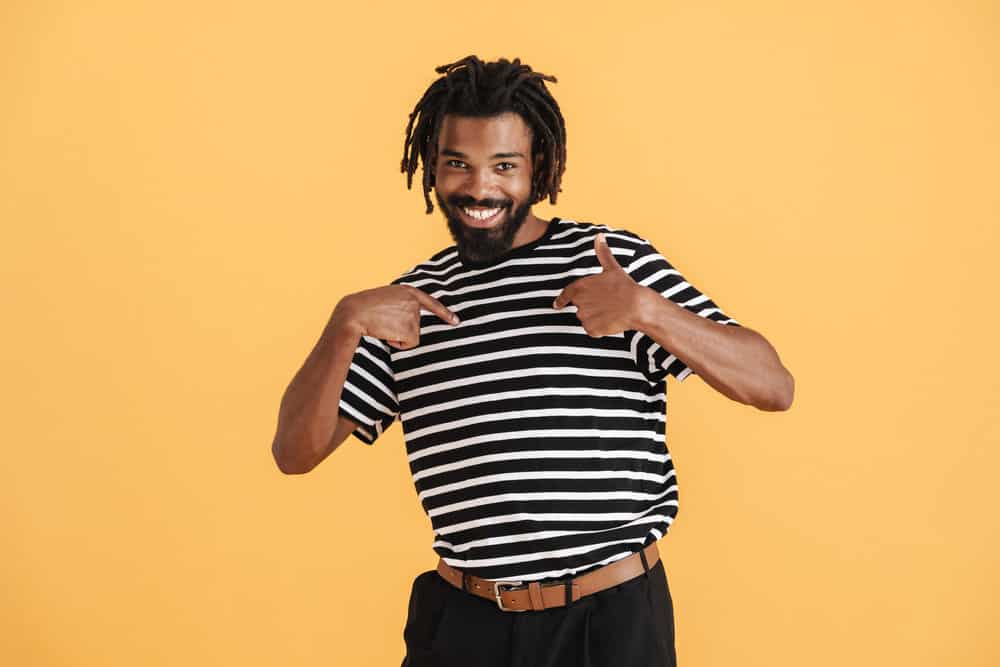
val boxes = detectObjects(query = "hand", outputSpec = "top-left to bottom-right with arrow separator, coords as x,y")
552,233 -> 646,337
331,284 -> 459,350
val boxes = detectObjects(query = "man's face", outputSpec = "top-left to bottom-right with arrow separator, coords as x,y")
432,112 -> 539,265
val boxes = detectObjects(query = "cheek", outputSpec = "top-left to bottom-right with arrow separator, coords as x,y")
433,171 -> 458,192
507,174 -> 534,201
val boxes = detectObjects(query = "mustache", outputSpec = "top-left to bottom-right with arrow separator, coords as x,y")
447,195 -> 512,210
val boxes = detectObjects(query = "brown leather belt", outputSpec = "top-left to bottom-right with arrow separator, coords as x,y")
435,541 -> 660,612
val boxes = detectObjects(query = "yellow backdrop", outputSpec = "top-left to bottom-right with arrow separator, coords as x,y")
3,1 -> 997,665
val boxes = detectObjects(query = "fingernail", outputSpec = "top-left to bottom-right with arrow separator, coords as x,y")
452,314 -> 460,324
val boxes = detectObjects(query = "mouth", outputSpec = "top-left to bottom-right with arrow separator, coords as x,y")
457,205 -> 506,228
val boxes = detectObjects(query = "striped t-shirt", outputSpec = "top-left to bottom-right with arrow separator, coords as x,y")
338,217 -> 741,582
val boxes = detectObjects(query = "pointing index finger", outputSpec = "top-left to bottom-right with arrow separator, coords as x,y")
553,282 -> 577,309
412,288 -> 460,325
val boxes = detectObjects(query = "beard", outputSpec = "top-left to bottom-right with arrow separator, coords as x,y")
436,191 -> 532,265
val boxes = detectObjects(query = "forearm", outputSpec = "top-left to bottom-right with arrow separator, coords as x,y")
633,287 -> 794,411
272,310 -> 363,473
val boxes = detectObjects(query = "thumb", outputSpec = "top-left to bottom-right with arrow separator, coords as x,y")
595,233 -> 620,272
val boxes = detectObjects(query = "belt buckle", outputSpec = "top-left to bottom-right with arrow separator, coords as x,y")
492,580 -> 528,612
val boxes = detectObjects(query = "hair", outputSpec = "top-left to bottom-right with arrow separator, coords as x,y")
400,55 -> 567,214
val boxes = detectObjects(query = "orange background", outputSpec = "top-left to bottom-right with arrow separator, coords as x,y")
3,1 -> 997,665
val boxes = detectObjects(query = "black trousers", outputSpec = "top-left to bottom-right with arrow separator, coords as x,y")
401,558 -> 677,667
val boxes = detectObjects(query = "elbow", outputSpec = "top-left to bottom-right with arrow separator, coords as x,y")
272,438 -> 317,475
765,369 -> 795,412
743,332 -> 794,412
276,460 -> 313,475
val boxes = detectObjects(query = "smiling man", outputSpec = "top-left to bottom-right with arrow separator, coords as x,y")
272,55 -> 794,667
432,112 -> 546,267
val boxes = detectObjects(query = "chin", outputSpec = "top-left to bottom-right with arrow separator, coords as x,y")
453,216 -> 519,260
436,192 -> 532,263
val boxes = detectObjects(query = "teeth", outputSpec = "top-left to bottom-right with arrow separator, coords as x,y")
462,207 -> 501,221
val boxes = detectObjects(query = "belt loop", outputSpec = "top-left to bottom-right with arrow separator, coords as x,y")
639,547 -> 651,578
639,544 -> 655,607
461,571 -> 470,593
564,579 -> 573,608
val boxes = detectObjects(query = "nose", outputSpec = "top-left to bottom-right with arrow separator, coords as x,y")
465,168 -> 498,201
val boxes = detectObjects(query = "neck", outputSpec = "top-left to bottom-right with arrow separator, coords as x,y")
510,211 -> 549,249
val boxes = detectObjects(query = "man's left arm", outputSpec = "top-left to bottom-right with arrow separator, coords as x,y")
633,289 -> 795,411
553,233 -> 794,412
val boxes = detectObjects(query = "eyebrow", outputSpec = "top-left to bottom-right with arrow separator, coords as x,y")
441,149 -> 526,159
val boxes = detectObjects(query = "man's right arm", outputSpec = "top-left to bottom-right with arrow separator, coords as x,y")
270,285 -> 459,474
271,310 -> 364,474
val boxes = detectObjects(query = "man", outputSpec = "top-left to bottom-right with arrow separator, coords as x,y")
272,55 -> 794,667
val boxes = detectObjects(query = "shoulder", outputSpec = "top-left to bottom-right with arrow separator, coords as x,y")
552,218 -> 656,266
551,218 -> 647,244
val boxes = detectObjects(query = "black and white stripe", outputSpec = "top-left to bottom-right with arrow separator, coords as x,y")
339,218 -> 740,581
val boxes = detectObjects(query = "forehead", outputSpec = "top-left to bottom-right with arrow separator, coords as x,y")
437,112 -> 533,154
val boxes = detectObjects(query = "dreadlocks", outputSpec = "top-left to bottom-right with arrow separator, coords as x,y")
400,55 -> 567,214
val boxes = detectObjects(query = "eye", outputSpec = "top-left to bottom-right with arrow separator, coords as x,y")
496,162 -> 516,171
446,159 -> 467,169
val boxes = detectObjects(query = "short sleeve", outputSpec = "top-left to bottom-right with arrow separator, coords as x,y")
337,335 -> 399,444
623,241 -> 742,384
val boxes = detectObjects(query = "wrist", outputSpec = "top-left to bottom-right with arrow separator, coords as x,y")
632,286 -> 662,331
329,296 -> 365,340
